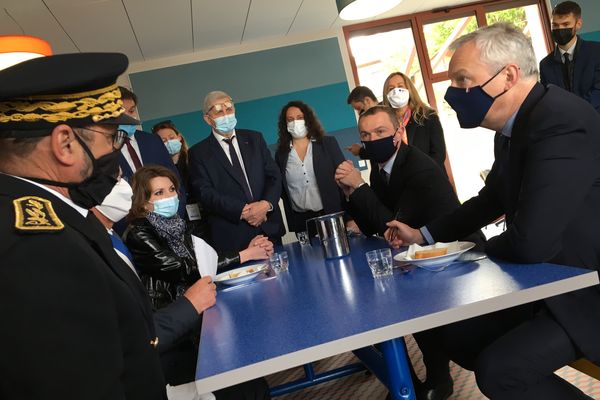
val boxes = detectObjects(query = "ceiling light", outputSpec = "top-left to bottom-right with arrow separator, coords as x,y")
336,0 -> 403,21
0,35 -> 52,71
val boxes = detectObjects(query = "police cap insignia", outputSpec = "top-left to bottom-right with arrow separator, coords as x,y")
0,53 -> 139,136
13,196 -> 64,232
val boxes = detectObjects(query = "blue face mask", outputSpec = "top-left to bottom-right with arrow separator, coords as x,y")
164,139 -> 182,155
361,135 -> 397,163
119,124 -> 137,137
151,195 -> 179,218
213,114 -> 237,134
444,66 -> 508,129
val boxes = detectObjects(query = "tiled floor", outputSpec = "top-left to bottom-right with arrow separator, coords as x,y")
265,335 -> 600,399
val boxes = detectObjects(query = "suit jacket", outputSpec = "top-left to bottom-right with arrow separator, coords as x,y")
540,37 -> 600,112
275,136 -> 347,232
347,144 -> 483,248
0,174 -> 166,400
405,111 -> 447,173
427,83 -> 600,363
118,130 -> 187,218
188,129 -> 284,253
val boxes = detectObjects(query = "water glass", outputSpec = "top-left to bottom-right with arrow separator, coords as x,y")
279,251 -> 289,271
366,248 -> 393,278
269,253 -> 281,272
297,231 -> 309,245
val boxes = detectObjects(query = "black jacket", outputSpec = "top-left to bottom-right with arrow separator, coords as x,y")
0,174 -> 166,400
540,37 -> 600,112
275,136 -> 347,232
347,144 -> 484,247
427,83 -> 600,363
124,218 -> 240,309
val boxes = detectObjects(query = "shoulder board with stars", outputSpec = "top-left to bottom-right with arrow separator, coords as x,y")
13,196 -> 64,232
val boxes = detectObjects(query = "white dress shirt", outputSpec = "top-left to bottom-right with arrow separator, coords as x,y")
212,130 -> 253,198
285,141 -> 323,212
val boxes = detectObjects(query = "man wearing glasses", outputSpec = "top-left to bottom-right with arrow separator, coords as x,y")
188,90 -> 284,253
0,53 -> 167,399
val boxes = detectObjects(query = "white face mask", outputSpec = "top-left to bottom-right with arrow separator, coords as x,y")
96,178 -> 133,223
287,119 -> 308,139
387,87 -> 410,109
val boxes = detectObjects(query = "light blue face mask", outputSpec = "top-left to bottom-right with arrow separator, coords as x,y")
164,139 -> 182,155
119,124 -> 137,137
152,195 -> 179,218
213,114 -> 237,134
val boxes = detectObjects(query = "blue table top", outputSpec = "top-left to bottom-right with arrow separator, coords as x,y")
196,236 -> 598,387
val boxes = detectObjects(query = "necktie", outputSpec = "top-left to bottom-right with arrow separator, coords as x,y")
125,137 -> 143,171
563,53 -> 573,92
379,168 -> 390,185
110,232 -> 134,264
223,137 -> 253,201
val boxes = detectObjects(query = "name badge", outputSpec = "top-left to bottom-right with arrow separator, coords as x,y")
186,203 -> 201,221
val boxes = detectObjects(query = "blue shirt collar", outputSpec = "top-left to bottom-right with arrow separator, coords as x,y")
501,111 -> 518,138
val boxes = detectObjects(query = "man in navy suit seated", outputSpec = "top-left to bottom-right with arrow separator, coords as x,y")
114,87 -> 186,232
188,91 -> 284,253
539,1 -> 600,112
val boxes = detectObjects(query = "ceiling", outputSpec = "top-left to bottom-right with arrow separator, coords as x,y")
0,0 -> 474,67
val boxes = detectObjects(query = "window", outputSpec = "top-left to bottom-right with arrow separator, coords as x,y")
343,0 -> 552,203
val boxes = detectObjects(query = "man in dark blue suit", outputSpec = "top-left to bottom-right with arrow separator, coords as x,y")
114,87 -> 186,231
539,1 -> 600,112
188,91 -> 284,253
388,23 -> 600,400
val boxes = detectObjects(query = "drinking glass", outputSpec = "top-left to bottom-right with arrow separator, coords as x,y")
366,248 -> 393,278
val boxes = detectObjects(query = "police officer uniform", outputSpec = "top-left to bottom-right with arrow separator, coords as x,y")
0,53 -> 166,399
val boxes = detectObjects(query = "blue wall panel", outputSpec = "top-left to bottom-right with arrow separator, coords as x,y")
129,37 -> 348,121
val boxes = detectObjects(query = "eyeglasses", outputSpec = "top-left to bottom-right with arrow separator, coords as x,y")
208,101 -> 234,117
77,126 -> 127,150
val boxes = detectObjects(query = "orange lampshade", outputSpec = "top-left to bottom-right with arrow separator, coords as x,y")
0,35 -> 52,71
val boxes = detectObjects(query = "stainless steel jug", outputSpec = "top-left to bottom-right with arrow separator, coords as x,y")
306,211 -> 350,259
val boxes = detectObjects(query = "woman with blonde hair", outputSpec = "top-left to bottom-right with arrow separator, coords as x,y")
382,71 -> 448,174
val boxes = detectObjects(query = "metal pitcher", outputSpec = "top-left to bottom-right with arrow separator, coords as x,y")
305,211 -> 350,259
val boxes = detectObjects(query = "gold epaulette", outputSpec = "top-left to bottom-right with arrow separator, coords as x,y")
13,196 -> 64,232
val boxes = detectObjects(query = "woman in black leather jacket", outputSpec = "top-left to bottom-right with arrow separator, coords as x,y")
124,165 -> 273,309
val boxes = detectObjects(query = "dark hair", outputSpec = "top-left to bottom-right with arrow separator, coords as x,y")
347,86 -> 378,104
276,101 -> 326,154
118,86 -> 138,105
359,105 -> 399,131
128,165 -> 180,221
553,1 -> 581,18
151,120 -> 189,159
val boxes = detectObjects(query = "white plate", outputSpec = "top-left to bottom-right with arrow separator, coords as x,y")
214,264 -> 267,286
393,241 -> 476,269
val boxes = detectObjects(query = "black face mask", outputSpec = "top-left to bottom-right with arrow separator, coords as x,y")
27,134 -> 120,209
361,135 -> 397,163
552,27 -> 575,46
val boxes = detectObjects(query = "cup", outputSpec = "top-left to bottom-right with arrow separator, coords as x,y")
297,231 -> 309,245
366,248 -> 393,278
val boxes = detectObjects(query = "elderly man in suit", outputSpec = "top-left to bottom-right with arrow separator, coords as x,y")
188,91 -> 284,253
0,53 -> 167,399
386,23 -> 600,400
539,1 -> 600,112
